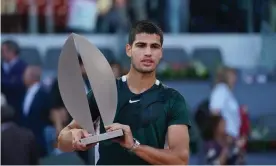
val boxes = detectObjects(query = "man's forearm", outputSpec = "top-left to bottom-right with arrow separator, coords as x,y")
133,145 -> 189,165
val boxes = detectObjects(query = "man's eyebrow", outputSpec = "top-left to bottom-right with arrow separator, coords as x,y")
134,42 -> 161,46
135,41 -> 146,45
151,43 -> 161,47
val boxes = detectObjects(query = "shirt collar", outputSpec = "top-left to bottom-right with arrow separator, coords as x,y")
27,82 -> 40,92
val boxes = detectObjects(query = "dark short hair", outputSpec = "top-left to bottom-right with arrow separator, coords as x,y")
1,105 -> 15,123
202,114 -> 224,141
214,66 -> 236,87
1,39 -> 20,55
128,20 -> 163,46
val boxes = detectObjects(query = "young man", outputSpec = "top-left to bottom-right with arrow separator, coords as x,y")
57,20 -> 191,165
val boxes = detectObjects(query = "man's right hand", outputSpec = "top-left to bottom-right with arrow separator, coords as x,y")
71,129 -> 96,151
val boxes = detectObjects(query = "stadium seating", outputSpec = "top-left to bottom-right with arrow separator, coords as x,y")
20,47 -> 42,66
162,47 -> 190,64
191,47 -> 223,74
98,47 -> 117,64
43,47 -> 62,72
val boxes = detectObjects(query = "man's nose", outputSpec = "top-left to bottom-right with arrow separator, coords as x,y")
144,47 -> 152,57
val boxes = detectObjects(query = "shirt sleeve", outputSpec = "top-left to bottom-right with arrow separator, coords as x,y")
209,84 -> 229,113
87,90 -> 100,122
168,91 -> 192,128
209,85 -> 240,137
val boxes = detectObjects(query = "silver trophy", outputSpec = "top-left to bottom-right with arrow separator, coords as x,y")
57,33 -> 123,145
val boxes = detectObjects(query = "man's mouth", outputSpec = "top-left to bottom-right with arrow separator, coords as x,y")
141,59 -> 154,66
141,59 -> 154,63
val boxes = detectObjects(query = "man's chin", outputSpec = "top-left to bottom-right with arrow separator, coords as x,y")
139,68 -> 155,74
132,64 -> 156,74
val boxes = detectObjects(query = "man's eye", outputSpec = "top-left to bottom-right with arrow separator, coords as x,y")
151,45 -> 160,49
137,44 -> 145,47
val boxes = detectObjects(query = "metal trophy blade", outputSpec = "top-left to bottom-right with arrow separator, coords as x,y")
57,33 -> 123,145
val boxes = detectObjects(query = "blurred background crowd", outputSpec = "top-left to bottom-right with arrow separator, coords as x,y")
1,0 -> 276,34
1,0 -> 276,165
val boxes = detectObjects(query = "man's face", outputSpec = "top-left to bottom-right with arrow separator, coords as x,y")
126,33 -> 162,73
1,44 -> 11,61
227,71 -> 237,88
23,67 -> 32,86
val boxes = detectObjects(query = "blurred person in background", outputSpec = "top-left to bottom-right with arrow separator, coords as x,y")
1,0 -> 23,33
129,0 -> 148,22
45,76 -> 70,156
1,96 -> 39,165
165,0 -> 190,33
145,0 -> 166,31
110,62 -> 123,78
45,56 -> 91,164
66,0 -> 98,33
238,104 -> 250,164
1,93 -> 7,106
21,65 -> 50,157
209,66 -> 248,163
44,76 -> 71,156
97,0 -> 130,33
1,39 -> 27,123
202,115 -> 243,165
209,67 -> 240,138
96,0 -> 113,33
1,0 -> 17,15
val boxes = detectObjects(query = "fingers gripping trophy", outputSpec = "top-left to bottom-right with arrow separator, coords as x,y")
57,34 -> 123,146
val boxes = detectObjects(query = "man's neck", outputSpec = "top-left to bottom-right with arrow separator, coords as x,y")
126,67 -> 156,94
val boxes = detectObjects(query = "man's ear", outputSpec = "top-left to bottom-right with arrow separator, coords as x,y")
126,44 -> 131,58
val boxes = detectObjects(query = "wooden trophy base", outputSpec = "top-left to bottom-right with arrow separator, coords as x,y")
79,129 -> 123,145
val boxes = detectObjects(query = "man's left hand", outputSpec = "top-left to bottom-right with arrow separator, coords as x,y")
105,123 -> 134,149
